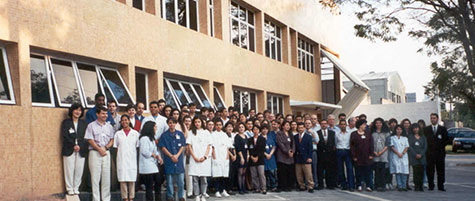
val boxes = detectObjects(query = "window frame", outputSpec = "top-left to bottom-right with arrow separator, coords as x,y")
229,2 -> 255,51
264,20 -> 282,62
164,78 -> 212,110
267,94 -> 284,114
209,0 -> 214,37
98,66 -> 136,107
213,87 -> 226,110
135,70 -> 149,112
132,0 -> 146,11
30,54 -> 56,107
0,47 -> 15,105
298,38 -> 315,73
232,89 -> 258,114
161,0 -> 200,31
75,61 -> 107,109
48,57 -> 86,108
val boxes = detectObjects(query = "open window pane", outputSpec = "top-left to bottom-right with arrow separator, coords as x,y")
267,95 -> 272,111
233,90 -> 240,112
249,27 -> 255,52
165,0 -> 175,22
77,63 -> 101,107
193,84 -> 212,108
135,73 -> 147,109
133,0 -> 143,10
272,96 -> 278,114
30,55 -> 52,104
240,23 -> 248,49
177,0 -> 186,27
0,48 -> 14,103
213,87 -> 225,110
100,68 -> 133,105
164,80 -> 179,109
231,19 -> 239,46
250,93 -> 256,111
278,97 -> 284,114
241,91 -> 249,115
51,58 -> 81,106
169,80 -> 189,106
189,0 -> 198,31
182,83 -> 202,109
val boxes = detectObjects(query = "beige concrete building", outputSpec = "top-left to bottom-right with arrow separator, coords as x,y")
0,0 -> 367,199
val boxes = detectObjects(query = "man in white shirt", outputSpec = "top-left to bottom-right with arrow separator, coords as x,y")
335,119 -> 354,191
346,117 -> 357,134
141,101 -> 169,144
327,114 -> 340,133
305,119 -> 319,190
219,108 -> 229,125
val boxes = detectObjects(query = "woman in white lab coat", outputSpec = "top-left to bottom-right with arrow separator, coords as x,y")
114,114 -> 140,201
389,125 -> 410,191
211,119 -> 233,197
187,117 -> 212,201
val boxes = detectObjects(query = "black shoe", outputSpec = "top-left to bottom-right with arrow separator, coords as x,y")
342,187 -> 348,190
239,191 -> 244,195
317,187 -> 324,190
308,189 -> 314,193
438,188 -> 446,191
406,186 -> 412,190
349,188 -> 355,192
328,187 -> 335,190
298,188 -> 306,191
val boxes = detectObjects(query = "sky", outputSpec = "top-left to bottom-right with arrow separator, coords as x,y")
338,6 -> 434,102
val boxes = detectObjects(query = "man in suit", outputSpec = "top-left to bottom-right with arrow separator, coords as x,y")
294,122 -> 315,193
424,113 -> 449,191
316,119 -> 337,190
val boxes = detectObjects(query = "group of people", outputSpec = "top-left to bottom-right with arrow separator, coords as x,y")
61,93 -> 450,201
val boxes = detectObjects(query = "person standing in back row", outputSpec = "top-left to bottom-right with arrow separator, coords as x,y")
423,113 -> 449,191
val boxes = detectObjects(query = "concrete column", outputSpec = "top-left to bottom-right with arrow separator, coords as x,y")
202,80 -> 213,106
223,81 -> 233,109
257,91 -> 266,113
117,0 -> 127,4
118,64 -> 136,102
217,0 -> 230,41
314,44 -> 321,75
145,0 -> 156,15
148,70 -> 160,102
290,29 -> 298,68
282,26 -> 290,64
254,11 -> 264,55
199,0 -> 209,35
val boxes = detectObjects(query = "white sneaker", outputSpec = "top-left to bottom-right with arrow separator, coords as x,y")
195,196 -> 201,201
222,190 -> 230,197
215,192 -> 222,198
357,186 -> 363,192
203,193 -> 210,198
201,195 -> 207,201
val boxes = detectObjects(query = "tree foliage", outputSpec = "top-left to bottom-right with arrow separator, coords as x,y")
323,0 -> 475,119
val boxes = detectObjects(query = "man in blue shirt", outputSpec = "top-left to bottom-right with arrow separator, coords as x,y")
159,118 -> 186,201
85,93 -> 115,125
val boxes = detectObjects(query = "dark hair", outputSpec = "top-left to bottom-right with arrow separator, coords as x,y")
417,119 -> 426,128
359,114 -> 367,119
140,121 -> 156,141
394,125 -> 406,136
180,104 -> 188,110
236,122 -> 246,132
409,123 -> 422,136
179,115 -> 192,131
296,122 -> 305,127
136,101 -> 145,107
228,106 -> 234,111
94,93 -> 105,101
157,99 -> 166,104
107,100 -> 117,107
370,117 -> 389,133
320,119 -> 328,123
188,103 -> 196,107
401,118 -> 411,127
430,113 -> 439,119
388,118 -> 398,125
68,103 -> 85,118
167,117 -> 178,124
119,114 -> 133,130
355,119 -> 367,130
218,108 -> 227,113
261,124 -> 270,131
96,106 -> 108,114
161,105 -> 173,117
150,101 -> 159,107
190,117 -> 203,135
280,121 -> 291,131
252,124 -> 261,132
126,103 -> 136,111
171,108 -> 180,116
213,118 -> 223,125
338,113 -> 346,119
339,119 -> 347,125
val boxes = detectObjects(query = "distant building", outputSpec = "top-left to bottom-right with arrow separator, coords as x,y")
406,93 -> 416,103
343,71 -> 406,104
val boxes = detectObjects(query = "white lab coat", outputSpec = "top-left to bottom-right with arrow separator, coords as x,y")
389,135 -> 409,174
187,129 -> 212,177
211,131 -> 232,177
113,129 -> 140,182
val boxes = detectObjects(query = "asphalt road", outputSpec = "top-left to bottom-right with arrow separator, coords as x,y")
204,154 -> 475,201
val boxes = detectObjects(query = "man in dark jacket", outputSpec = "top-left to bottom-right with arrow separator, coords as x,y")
317,119 -> 337,190
294,122 -> 314,193
423,113 -> 449,191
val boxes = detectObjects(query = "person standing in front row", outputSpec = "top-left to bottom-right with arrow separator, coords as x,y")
84,106 -> 115,201
139,121 -> 164,201
423,113 -> 449,191
211,119 -> 233,198
114,115 -> 140,201
294,122 -> 315,193
390,125 -> 410,191
350,119 -> 374,192
275,121 -> 295,192
248,125 -> 267,194
371,118 -> 390,192
61,103 -> 88,195
316,119 -> 337,190
234,122 -> 249,194
262,125 -> 278,192
187,117 -> 212,201
335,119 -> 354,191
159,118 -> 187,201
408,123 -> 427,192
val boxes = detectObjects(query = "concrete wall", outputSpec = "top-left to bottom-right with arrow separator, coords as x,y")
0,0 -> 343,199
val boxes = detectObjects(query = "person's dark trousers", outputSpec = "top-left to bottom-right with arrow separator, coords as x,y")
355,165 -> 373,189
384,166 -> 392,185
317,152 -> 337,188
290,163 -> 297,189
265,169 -> 277,190
228,161 -> 239,192
373,162 -> 386,189
413,165 -> 424,191
142,173 -> 164,201
214,177 -> 225,193
336,149 -> 354,190
277,162 -> 292,191
427,155 -> 445,190
311,150 -> 318,189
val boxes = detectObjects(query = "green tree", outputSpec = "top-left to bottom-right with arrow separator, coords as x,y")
322,0 -> 475,116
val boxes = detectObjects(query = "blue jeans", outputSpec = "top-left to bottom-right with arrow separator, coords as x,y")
166,173 -> 185,199
311,151 -> 318,188
336,150 -> 354,189
396,173 -> 408,189
265,169 -> 277,189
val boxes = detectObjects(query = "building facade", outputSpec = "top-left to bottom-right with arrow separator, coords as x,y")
343,71 -> 406,105
0,0 -> 368,199
406,92 -> 416,103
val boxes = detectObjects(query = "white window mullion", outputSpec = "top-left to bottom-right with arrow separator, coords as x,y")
166,79 -> 181,106
186,0 -> 190,28
189,84 -> 204,107
71,61 -> 86,108
174,0 -> 179,24
98,69 -> 120,105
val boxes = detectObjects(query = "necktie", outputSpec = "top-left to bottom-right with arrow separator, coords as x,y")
324,130 -> 327,143
433,126 -> 436,134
